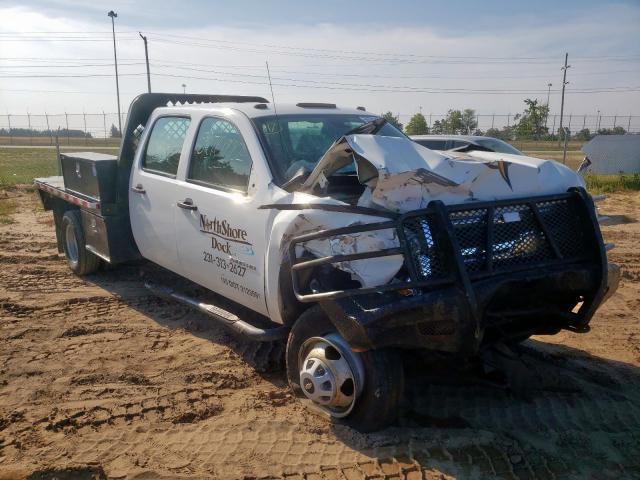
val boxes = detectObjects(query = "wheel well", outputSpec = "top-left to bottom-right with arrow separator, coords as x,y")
278,255 -> 310,326
277,254 -> 357,327
50,198 -> 79,254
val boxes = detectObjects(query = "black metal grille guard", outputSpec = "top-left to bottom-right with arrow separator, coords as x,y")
288,188 -> 607,319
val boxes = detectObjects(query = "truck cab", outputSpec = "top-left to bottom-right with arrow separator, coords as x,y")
35,93 -> 619,432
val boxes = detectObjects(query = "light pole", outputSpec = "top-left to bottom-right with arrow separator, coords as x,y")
139,32 -> 151,93
108,10 -> 122,136
182,83 -> 186,94
545,83 -> 552,130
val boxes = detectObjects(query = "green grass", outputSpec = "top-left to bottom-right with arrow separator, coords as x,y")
510,140 -> 584,152
2,145 -> 637,196
0,146 -> 119,187
585,174 -> 640,194
0,197 -> 18,224
0,136 -> 121,147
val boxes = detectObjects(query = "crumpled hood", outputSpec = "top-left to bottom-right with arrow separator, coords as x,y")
303,134 -> 585,213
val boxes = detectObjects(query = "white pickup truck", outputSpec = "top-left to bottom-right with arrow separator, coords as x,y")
35,93 -> 619,432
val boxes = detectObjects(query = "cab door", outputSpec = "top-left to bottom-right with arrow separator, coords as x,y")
173,115 -> 270,316
129,115 -> 191,272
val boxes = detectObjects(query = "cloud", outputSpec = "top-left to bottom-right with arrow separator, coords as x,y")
0,3 -> 638,133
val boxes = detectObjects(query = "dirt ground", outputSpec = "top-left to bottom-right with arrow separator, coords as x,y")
1,188 -> 639,480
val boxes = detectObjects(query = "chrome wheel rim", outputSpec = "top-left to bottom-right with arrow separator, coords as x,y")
298,333 -> 364,418
65,222 -> 79,269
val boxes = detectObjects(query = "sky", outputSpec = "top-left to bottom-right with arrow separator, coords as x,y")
0,0 -> 639,133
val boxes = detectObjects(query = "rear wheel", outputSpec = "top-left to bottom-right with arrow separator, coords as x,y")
286,306 -> 404,432
61,210 -> 100,276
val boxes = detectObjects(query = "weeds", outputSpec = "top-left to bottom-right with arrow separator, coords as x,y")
0,197 -> 17,224
585,173 -> 640,194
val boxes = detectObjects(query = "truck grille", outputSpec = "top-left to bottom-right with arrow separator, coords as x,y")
404,197 -> 590,280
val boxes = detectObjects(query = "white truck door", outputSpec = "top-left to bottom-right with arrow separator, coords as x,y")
173,115 -> 270,316
129,116 -> 191,272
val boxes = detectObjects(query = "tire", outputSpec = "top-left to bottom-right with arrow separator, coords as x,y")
286,306 -> 404,432
61,210 -> 100,276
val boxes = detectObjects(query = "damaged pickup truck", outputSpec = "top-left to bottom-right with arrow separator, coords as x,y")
35,94 -> 619,432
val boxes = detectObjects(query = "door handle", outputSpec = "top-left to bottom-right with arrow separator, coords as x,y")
131,184 -> 146,194
177,198 -> 198,211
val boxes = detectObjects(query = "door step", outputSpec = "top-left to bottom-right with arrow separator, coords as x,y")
145,282 -> 290,342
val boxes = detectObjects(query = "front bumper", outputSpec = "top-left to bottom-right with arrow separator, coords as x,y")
320,262 -> 614,354
289,188 -> 613,355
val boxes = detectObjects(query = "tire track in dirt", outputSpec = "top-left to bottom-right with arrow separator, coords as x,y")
1,189 -> 640,479
0,265 -> 88,293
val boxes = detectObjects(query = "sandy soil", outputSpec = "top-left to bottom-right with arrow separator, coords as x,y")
0,188 -> 639,480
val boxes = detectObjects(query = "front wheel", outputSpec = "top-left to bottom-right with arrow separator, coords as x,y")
286,306 -> 404,432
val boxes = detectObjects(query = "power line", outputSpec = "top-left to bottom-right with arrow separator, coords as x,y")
2,56 -> 638,77
0,62 -> 146,68
4,30 -> 640,61
0,73 -> 148,78
2,66 -> 638,94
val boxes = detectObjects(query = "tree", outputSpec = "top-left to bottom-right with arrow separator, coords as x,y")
597,126 -> 626,135
485,126 -> 513,141
443,109 -> 464,134
431,119 -> 446,134
405,113 -> 429,135
460,109 -> 478,134
512,99 -> 549,140
574,128 -> 592,141
110,123 -> 122,138
381,112 -> 403,131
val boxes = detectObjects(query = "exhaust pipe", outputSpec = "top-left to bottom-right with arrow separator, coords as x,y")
145,282 -> 289,342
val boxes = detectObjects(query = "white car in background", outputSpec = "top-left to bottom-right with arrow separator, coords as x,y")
411,134 -> 524,155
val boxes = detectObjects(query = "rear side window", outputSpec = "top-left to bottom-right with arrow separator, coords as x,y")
414,139 -> 447,150
143,116 -> 191,177
188,117 -> 252,192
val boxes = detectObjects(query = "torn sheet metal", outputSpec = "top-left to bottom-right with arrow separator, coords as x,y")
302,225 -> 403,287
269,192 -> 403,288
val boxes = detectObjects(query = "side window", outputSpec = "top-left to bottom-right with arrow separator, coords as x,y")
188,117 -> 252,192
143,117 -> 191,177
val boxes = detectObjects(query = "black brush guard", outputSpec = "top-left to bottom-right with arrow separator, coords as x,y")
288,188 -> 608,353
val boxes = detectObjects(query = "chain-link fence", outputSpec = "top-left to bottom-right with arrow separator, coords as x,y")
0,112 -> 126,146
0,111 -> 637,147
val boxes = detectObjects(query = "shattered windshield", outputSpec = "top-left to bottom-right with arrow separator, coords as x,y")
253,114 -> 405,184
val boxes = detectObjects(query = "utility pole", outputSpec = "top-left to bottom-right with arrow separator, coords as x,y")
182,83 -> 186,94
139,32 -> 151,93
108,10 -> 122,136
27,112 -> 32,146
545,83 -> 552,129
558,53 -> 570,145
